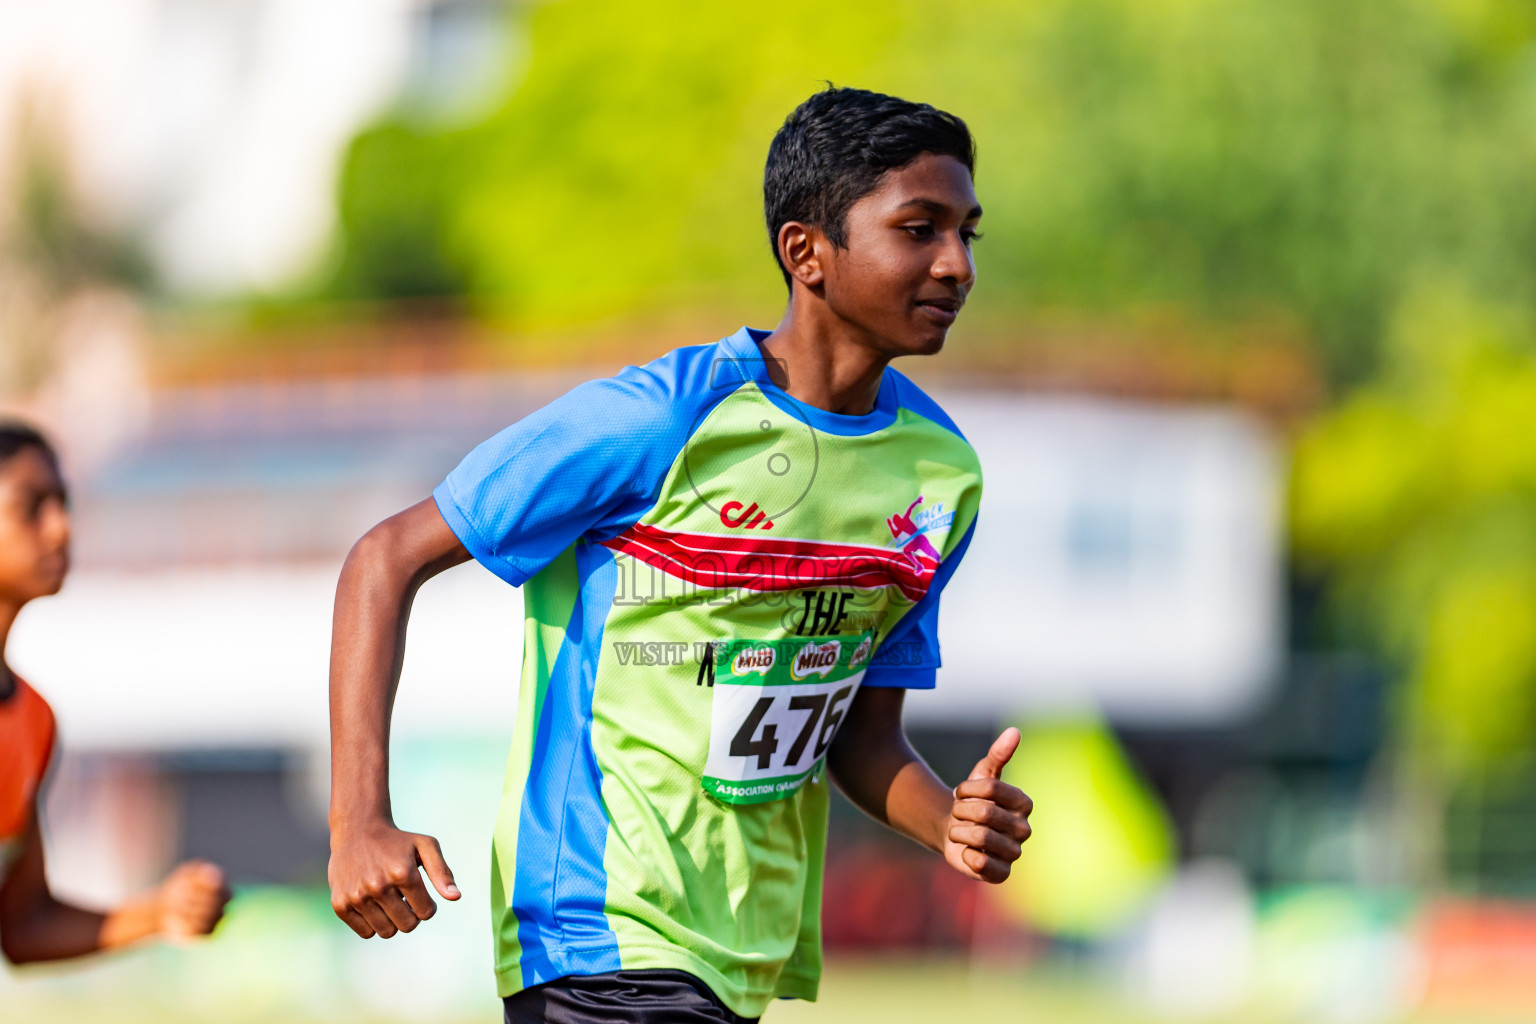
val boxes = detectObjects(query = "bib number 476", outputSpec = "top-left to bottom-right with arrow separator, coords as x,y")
729,685 -> 854,773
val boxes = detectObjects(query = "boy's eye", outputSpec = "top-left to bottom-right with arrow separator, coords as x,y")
902,223 -> 935,239
962,229 -> 983,246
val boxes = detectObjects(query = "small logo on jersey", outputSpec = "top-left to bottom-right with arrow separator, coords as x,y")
731,644 -> 777,676
792,639 -> 841,680
684,357 -> 821,525
849,636 -> 872,671
721,500 -> 774,530
886,496 -> 946,570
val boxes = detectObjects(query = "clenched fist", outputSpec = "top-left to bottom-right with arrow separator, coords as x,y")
328,821 -> 460,939
156,860 -> 230,940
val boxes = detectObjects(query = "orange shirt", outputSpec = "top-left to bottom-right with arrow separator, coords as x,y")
0,677 -> 56,875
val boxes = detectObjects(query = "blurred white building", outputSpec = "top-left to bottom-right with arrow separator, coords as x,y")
0,0 -> 515,294
938,394 -> 1282,726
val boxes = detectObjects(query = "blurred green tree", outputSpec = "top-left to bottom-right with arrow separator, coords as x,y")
329,122 -> 468,303
1293,287 -> 1536,777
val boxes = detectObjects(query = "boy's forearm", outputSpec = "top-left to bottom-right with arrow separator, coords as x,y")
832,740 -> 951,853
828,690 -> 951,852
0,824 -> 104,963
880,759 -> 958,853
3,802 -> 161,963
1,834 -> 152,963
328,531 -> 413,829
328,501 -> 472,831
97,891 -> 163,951
2,896 -> 109,963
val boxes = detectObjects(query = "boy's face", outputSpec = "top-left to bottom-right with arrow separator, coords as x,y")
0,448 -> 71,605
820,152 -> 981,357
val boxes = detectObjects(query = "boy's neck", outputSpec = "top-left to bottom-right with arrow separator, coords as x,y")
758,301 -> 892,417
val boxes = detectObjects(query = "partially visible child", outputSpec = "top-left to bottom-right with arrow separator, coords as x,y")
0,422 -> 229,965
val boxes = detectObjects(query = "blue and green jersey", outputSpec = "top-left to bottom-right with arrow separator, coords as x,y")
433,326 -> 982,1016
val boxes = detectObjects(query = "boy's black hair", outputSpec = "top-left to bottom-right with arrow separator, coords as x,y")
764,86 -> 975,287
0,421 -> 59,469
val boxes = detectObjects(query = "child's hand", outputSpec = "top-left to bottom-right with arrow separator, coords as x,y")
328,822 -> 460,938
943,728 -> 1032,883
157,860 -> 230,940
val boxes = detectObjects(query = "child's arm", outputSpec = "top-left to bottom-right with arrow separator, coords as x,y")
828,688 -> 1031,883
327,498 -> 469,939
0,811 -> 228,964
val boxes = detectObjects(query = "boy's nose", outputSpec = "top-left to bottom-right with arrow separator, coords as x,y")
932,235 -> 975,289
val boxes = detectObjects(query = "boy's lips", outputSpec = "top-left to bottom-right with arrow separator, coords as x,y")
916,296 -> 963,325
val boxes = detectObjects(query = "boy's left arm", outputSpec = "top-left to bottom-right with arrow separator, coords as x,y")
827,687 -> 1031,883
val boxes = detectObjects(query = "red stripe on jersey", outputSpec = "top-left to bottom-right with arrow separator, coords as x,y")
600,523 -> 937,601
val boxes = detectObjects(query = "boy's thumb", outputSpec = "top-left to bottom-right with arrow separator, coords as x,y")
968,727 -> 1021,781
415,835 -> 461,900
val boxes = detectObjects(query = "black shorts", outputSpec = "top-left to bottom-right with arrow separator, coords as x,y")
503,969 -> 760,1024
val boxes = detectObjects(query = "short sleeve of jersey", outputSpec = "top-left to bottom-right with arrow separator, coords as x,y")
862,516 -> 977,690
434,350 -> 720,586
1,680 -> 58,874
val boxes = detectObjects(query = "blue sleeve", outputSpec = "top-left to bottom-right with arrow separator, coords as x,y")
862,516 -> 977,690
433,352 -> 718,586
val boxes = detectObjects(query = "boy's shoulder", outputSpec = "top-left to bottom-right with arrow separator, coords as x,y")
884,365 -> 975,446
574,335 -> 741,424
613,338 -> 729,395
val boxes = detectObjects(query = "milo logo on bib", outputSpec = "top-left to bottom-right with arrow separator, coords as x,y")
703,631 -> 875,805
791,640 -> 840,679
732,644 -> 777,676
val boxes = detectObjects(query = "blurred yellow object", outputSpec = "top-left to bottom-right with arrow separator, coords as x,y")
998,716 -> 1174,939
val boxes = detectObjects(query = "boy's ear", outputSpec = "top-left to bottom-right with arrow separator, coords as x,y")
777,222 -> 825,288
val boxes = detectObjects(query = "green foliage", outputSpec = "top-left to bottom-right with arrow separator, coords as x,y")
328,0 -> 1536,380
329,121 -> 468,302
1293,289 -> 1536,775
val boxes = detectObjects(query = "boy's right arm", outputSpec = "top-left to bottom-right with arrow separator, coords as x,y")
327,498 -> 470,939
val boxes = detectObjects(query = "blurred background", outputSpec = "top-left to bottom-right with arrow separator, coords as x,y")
5,0 -> 1536,1021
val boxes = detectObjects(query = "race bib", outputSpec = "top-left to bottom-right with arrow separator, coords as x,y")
702,631 -> 875,805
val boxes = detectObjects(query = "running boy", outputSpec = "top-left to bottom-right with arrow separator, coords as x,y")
328,87 -> 1032,1021
0,424 -> 229,965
